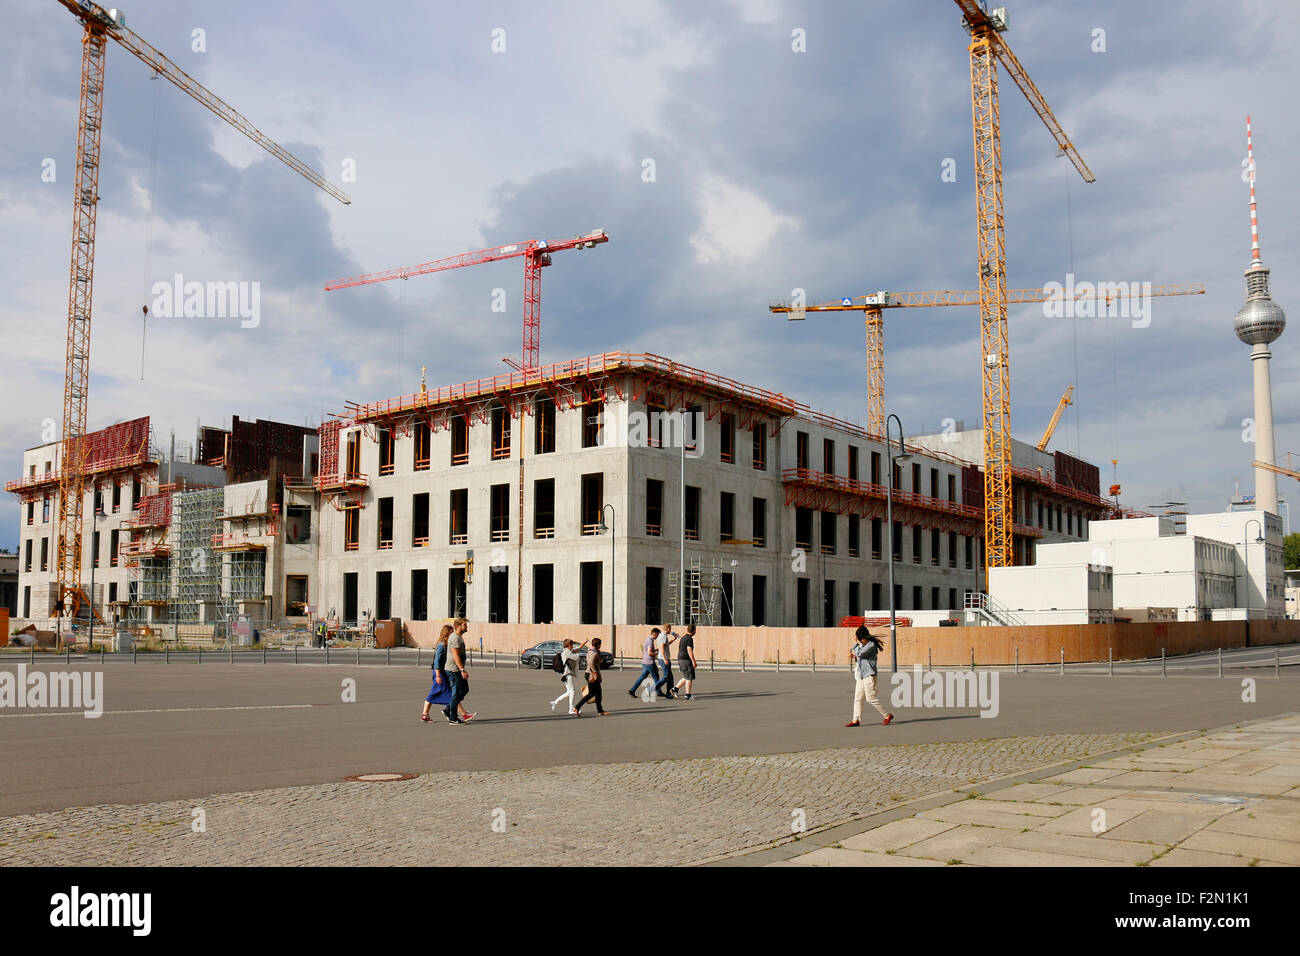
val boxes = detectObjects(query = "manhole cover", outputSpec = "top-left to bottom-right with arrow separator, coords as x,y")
1194,794 -> 1246,805
344,772 -> 418,783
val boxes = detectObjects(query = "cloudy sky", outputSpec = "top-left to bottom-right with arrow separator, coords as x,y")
2,0 -> 1297,549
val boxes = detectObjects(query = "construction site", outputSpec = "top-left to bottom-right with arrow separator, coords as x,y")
5,1 -> 1296,662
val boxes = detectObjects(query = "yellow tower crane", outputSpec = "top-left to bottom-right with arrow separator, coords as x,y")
50,1 -> 350,619
771,285 -> 1203,436
953,1 -> 1096,578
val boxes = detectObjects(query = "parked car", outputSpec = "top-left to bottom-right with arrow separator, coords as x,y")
519,641 -> 614,671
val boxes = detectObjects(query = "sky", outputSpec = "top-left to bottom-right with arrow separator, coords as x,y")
1,0 -> 1297,550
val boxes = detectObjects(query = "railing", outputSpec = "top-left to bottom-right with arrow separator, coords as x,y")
721,450 -> 734,464
344,541 -> 359,552
963,591 -> 1027,627
753,536 -> 766,548
581,523 -> 602,536
490,529 -> 510,542
821,544 -> 835,555
645,523 -> 662,537
451,452 -> 468,466
534,527 -> 555,539
450,533 -> 468,546
753,457 -> 766,471
413,536 -> 429,548
414,457 -> 430,471
685,528 -> 699,541
378,539 -> 393,550
848,546 -> 859,557
491,445 -> 511,461
379,463 -> 394,476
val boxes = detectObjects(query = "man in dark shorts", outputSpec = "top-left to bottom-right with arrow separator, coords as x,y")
574,637 -> 609,716
674,624 -> 698,699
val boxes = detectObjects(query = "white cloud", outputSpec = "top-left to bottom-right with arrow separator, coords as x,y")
690,173 -> 798,264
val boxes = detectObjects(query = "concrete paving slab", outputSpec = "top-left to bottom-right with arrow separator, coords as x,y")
962,845 -> 1127,867
1149,848 -> 1258,867
1041,768 -> 1136,785
776,847 -> 947,867
964,799 -> 1072,817
1100,809 -> 1217,845
1180,829 -> 1300,865
1037,805 -> 1146,836
1003,829 -> 1159,863
838,817 -> 957,852
1206,811 -> 1300,842
898,824 -> 1018,862
984,783 -> 1070,802
918,803 -> 1056,830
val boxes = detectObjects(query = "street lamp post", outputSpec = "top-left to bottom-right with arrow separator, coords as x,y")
1244,518 -> 1264,646
88,501 -> 101,652
599,503 -> 616,654
885,414 -> 912,674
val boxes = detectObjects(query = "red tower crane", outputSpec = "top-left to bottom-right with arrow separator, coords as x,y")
324,229 -> 609,373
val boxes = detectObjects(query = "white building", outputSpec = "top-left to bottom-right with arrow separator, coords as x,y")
989,510 -> 1285,624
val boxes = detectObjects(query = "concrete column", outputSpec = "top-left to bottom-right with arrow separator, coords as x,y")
1252,342 -> 1279,515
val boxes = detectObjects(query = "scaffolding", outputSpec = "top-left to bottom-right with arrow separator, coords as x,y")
667,557 -> 725,626
225,549 -> 267,603
173,487 -> 223,623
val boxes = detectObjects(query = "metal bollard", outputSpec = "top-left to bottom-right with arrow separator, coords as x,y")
386,647 -> 391,666
325,644 -> 330,665
970,647 -> 975,671
1108,647 -> 1112,676
494,649 -> 498,669
263,646 -> 268,664
31,645 -> 35,664
1218,647 -> 1223,678
165,648 -> 169,664
100,648 -> 105,664
416,646 -> 421,667
1013,646 -> 1017,674
357,645 -> 361,665
66,645 -> 71,663
133,647 -> 137,664
811,648 -> 815,673
776,651 -> 780,673
710,650 -> 715,673
1276,648 -> 1280,678
1059,648 -> 1064,675
1161,647 -> 1166,677
294,645 -> 298,665
742,649 -> 746,672
199,647 -> 202,665
228,644 -> 233,664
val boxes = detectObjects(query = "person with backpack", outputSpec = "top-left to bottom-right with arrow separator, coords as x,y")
846,624 -> 894,727
627,628 -> 661,699
549,638 -> 588,714
574,637 -> 609,716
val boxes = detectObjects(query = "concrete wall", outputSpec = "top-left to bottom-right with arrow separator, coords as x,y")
400,618 -> 1300,665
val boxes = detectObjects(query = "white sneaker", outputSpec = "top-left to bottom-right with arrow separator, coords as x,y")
550,699 -> 558,711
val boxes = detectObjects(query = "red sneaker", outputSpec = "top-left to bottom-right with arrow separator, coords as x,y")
461,712 -> 477,723
883,714 -> 894,725
845,720 -> 860,727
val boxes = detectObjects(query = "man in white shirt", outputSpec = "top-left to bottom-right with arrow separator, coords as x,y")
653,624 -> 678,699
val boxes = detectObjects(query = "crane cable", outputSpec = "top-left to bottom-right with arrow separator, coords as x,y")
140,70 -> 161,380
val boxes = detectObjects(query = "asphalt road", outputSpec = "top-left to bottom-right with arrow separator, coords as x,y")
2,651 -> 1297,815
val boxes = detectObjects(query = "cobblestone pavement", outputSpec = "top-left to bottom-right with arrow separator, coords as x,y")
725,714 -> 1300,867
0,732 -> 1156,866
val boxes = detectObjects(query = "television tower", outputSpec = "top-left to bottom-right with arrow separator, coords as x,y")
1235,116 -> 1286,515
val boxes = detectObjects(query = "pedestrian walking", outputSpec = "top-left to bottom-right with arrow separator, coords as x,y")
549,638 -> 588,714
846,625 -> 893,727
653,623 -> 677,699
628,628 -> 661,699
421,624 -> 473,723
574,637 -> 609,716
421,624 -> 454,722
674,624 -> 698,699
445,617 -> 477,724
